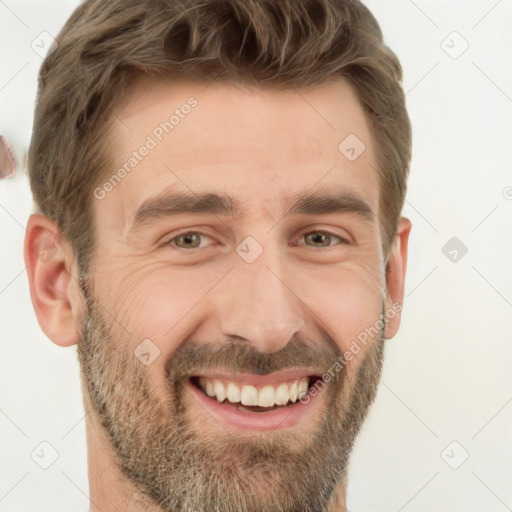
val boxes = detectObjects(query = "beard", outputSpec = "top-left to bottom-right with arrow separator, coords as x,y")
76,280 -> 386,512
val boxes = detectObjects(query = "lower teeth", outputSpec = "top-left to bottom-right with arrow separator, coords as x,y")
236,404 -> 283,412
237,406 -> 256,412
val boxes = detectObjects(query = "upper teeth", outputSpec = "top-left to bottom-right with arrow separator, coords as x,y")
198,377 -> 310,407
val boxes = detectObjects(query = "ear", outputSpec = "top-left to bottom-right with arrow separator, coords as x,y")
23,214 -> 83,347
383,217 -> 412,339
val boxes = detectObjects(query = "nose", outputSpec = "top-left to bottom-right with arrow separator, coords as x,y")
215,242 -> 306,354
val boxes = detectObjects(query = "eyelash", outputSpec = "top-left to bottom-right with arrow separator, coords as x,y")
160,230 -> 350,250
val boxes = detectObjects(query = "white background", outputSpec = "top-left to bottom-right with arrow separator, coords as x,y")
1,1 -> 511,511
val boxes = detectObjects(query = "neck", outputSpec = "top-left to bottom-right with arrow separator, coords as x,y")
326,475 -> 349,512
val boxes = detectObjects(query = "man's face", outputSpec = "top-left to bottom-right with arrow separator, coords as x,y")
78,77 -> 393,511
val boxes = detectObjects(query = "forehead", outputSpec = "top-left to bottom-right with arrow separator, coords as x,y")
98,76 -> 379,230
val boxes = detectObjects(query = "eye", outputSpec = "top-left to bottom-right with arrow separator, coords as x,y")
161,232 -> 214,250
298,230 -> 348,248
160,229 -> 350,251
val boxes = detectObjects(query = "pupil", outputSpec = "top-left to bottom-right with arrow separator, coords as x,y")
309,233 -> 327,246
180,234 -> 198,247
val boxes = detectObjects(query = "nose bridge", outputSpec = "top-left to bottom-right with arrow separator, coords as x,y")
217,238 -> 305,353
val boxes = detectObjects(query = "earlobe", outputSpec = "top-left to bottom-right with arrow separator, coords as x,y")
23,214 -> 82,347
384,217 -> 412,339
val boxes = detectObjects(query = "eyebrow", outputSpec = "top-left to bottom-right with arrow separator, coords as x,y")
129,188 -> 374,232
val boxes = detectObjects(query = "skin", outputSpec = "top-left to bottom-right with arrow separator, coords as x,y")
24,77 -> 411,512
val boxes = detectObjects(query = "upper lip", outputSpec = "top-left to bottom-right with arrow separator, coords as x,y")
190,369 -> 320,388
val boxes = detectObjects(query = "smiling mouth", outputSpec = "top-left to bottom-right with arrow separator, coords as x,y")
189,375 -> 320,413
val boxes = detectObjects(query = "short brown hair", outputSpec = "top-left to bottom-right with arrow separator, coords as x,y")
28,0 -> 411,276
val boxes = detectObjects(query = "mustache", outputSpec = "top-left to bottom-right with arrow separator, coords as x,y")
166,334 -> 342,382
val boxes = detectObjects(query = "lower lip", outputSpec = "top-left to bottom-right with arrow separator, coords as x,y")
186,380 -> 321,431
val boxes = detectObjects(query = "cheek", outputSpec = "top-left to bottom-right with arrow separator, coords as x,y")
293,259 -> 384,364
135,268 -> 217,336
93,259 -> 221,351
